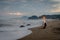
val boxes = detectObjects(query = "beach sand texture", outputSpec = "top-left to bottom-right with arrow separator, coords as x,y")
18,20 -> 60,40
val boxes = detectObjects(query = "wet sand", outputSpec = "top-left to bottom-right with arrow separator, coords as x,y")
18,20 -> 60,40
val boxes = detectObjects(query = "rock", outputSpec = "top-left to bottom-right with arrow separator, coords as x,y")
20,25 -> 25,27
26,24 -> 31,26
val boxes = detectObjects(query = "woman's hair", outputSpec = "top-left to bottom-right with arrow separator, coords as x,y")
42,15 -> 46,17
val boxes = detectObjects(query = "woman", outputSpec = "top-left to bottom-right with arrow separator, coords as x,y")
42,15 -> 47,29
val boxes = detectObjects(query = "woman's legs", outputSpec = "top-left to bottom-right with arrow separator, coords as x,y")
43,23 -> 47,29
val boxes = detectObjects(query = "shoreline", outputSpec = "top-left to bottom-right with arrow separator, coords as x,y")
18,19 -> 60,40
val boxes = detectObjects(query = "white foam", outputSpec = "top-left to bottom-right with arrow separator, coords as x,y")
0,30 -> 32,40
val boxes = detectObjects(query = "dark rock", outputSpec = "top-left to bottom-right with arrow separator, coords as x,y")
26,24 -> 31,26
20,25 -> 25,27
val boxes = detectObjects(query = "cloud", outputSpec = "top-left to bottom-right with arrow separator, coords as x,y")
0,0 -> 60,16
0,0 -> 28,2
48,0 -> 60,13
51,3 -> 60,8
49,6 -> 60,13
8,12 -> 23,16
0,0 -> 49,3
51,0 -> 60,2
49,4 -> 60,13
50,8 -> 60,13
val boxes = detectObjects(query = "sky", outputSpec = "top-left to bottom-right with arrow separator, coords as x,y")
0,0 -> 60,16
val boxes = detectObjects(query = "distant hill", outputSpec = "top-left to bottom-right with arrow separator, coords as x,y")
28,15 -> 39,19
39,14 -> 60,19
28,14 -> 60,20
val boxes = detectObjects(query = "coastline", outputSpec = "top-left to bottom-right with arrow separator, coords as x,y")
18,19 -> 60,40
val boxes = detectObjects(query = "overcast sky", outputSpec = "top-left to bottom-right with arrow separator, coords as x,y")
0,0 -> 60,16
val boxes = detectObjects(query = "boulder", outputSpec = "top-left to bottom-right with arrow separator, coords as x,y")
26,24 -> 31,26
20,25 -> 25,27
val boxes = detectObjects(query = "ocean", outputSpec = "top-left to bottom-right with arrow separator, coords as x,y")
0,16 -> 52,40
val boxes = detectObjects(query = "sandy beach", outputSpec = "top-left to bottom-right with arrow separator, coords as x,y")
18,19 -> 60,40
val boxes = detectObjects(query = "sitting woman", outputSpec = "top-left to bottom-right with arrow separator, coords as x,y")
42,15 -> 47,29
